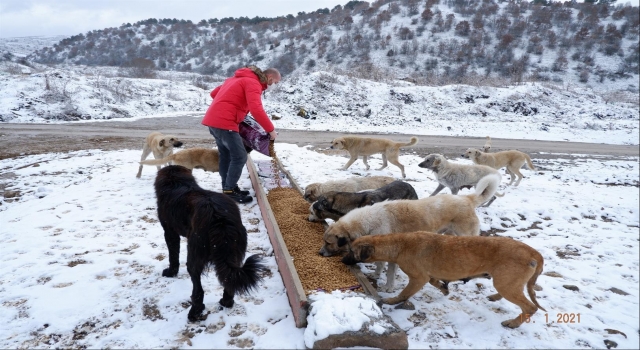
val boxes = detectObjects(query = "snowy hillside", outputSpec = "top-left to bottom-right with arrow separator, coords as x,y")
1,61 -> 638,145
0,62 -> 218,122
24,1 -> 640,92
0,35 -> 66,58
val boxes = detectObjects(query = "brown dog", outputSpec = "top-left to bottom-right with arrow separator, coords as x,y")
463,148 -> 535,186
342,231 -> 546,328
136,132 -> 183,178
320,173 -> 500,292
303,176 -> 395,202
139,148 -> 220,174
330,136 -> 418,178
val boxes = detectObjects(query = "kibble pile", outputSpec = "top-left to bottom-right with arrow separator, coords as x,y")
266,186 -> 360,295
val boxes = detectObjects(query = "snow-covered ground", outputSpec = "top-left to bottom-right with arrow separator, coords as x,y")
0,140 -> 638,349
0,51 -> 638,349
1,62 -> 638,145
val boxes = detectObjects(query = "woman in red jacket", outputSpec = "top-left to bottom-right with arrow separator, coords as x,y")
202,66 -> 280,203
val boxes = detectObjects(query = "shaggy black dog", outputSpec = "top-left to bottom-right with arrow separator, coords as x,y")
154,165 -> 267,321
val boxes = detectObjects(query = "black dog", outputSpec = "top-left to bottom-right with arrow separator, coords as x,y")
154,165 -> 267,321
309,180 -> 419,222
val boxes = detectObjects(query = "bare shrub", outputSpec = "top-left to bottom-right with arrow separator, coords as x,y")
344,62 -> 387,82
584,122 -> 601,130
190,76 -> 213,90
3,63 -> 23,75
103,79 -> 135,103
43,72 -> 74,103
602,90 -> 640,106
578,69 -> 589,83
123,58 -> 157,78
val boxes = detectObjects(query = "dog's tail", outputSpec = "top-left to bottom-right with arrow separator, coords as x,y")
527,255 -> 547,312
190,200 -> 268,296
524,154 -> 536,170
469,174 -> 500,207
397,136 -> 419,148
216,253 -> 267,295
139,155 -> 174,166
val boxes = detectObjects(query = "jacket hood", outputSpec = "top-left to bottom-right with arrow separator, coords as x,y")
235,66 -> 268,89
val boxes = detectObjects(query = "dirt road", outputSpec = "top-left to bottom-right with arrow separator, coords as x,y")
1,114 -> 638,161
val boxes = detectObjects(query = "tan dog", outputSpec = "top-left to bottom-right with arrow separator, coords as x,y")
463,148 -> 535,186
483,136 -> 492,152
320,173 -> 500,292
136,132 -> 183,178
139,148 -> 220,174
303,176 -> 395,202
342,231 -> 546,328
330,136 -> 418,178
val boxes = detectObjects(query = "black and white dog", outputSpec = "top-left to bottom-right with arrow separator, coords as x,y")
308,180 -> 419,222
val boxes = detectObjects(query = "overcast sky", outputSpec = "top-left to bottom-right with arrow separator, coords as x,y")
1,0 -> 639,38
0,0 -> 348,38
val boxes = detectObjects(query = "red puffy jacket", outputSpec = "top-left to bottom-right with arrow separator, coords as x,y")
201,68 -> 275,133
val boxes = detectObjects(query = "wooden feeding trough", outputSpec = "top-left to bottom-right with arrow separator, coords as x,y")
246,155 -> 380,328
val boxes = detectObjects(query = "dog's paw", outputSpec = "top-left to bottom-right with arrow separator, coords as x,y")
487,293 -> 503,302
188,312 -> 208,322
162,268 -> 178,277
501,318 -> 522,329
394,301 -> 415,310
378,283 -> 395,293
188,304 -> 208,322
219,297 -> 235,308
439,283 -> 450,296
381,297 -> 404,305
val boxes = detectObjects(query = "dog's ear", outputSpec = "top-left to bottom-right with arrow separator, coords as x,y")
475,150 -> 481,156
433,157 -> 441,166
159,139 -> 165,147
341,244 -> 358,265
337,236 -> 348,247
357,245 -> 374,261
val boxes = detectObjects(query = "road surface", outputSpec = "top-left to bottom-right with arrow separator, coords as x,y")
1,114 -> 638,161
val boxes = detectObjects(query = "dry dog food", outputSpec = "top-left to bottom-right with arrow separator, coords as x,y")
267,186 -> 360,294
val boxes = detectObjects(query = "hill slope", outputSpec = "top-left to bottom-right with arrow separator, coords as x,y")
1,61 -> 637,145
23,0 -> 639,91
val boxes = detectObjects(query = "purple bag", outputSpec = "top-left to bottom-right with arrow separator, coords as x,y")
238,115 -> 272,157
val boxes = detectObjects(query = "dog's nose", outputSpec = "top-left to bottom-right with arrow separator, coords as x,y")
318,247 -> 329,256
